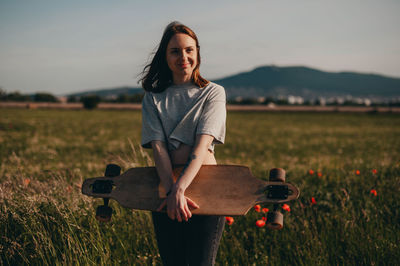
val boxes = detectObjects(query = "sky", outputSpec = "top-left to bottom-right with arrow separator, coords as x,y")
0,0 -> 399,95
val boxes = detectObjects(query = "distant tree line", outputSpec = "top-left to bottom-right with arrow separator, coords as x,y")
0,89 -> 59,102
67,93 -> 144,109
67,93 -> 144,104
1,88 -> 399,107
0,89 -> 144,106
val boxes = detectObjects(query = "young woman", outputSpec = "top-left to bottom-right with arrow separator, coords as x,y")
140,21 -> 227,265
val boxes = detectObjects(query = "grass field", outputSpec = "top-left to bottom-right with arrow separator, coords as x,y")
1,109 -> 399,265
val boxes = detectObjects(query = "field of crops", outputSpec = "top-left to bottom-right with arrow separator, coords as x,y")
1,109 -> 399,265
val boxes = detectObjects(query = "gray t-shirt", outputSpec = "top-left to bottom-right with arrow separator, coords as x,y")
141,82 -> 226,152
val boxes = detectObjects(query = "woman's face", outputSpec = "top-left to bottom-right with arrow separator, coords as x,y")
166,33 -> 198,84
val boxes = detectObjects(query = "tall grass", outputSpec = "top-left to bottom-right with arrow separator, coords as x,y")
1,109 -> 399,265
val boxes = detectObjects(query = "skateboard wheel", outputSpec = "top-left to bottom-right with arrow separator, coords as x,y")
96,205 -> 112,222
105,164 -> 121,177
269,168 -> 286,182
266,211 -> 283,230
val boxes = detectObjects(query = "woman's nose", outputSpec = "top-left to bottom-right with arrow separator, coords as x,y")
180,51 -> 187,60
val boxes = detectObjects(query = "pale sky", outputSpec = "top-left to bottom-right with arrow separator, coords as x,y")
1,0 -> 399,95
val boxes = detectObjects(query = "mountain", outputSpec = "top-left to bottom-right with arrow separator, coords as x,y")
68,66 -> 400,100
213,65 -> 400,99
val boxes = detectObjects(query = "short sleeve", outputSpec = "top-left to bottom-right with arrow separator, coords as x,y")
141,92 -> 166,148
196,85 -> 226,145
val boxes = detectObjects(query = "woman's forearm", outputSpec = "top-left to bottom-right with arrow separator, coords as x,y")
151,141 -> 174,192
173,135 -> 214,192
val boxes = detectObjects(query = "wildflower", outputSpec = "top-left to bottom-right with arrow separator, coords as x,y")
317,172 -> 322,178
262,208 -> 269,213
256,219 -> 266,228
282,204 -> 291,212
355,170 -> 360,175
262,216 -> 267,221
372,169 -> 377,174
225,216 -> 234,225
23,178 -> 31,187
254,204 -> 261,212
308,169 -> 314,175
311,197 -> 317,205
370,189 -> 377,197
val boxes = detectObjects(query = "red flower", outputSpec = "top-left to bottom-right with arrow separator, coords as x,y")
23,178 -> 31,187
225,216 -> 234,225
254,204 -> 261,212
311,197 -> 317,205
355,170 -> 360,175
256,219 -> 266,227
308,169 -> 314,175
317,172 -> 322,177
372,169 -> 377,174
262,208 -> 269,213
262,216 -> 267,221
370,189 -> 377,197
282,204 -> 291,212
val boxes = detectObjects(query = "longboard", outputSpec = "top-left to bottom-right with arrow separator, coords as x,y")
82,164 -> 300,228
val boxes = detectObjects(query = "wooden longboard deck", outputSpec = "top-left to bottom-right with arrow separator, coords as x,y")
82,165 -> 299,216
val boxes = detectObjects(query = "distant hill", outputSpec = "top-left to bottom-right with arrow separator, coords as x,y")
213,66 -> 400,100
68,66 -> 400,100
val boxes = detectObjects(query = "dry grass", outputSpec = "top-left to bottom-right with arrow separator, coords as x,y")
1,109 -> 399,265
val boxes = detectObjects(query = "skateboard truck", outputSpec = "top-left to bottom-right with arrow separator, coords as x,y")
92,180 -> 114,194
265,185 -> 289,200
95,164 -> 121,222
266,168 -> 286,230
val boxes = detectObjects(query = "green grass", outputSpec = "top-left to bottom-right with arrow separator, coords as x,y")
1,109 -> 399,265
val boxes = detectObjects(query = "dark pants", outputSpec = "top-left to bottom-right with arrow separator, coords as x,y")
152,212 -> 225,266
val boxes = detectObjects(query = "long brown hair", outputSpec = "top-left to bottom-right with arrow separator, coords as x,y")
140,21 -> 209,93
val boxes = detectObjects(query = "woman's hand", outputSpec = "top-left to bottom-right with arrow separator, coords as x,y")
157,188 -> 199,222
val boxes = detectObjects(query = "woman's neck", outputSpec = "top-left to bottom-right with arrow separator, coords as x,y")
172,75 -> 192,85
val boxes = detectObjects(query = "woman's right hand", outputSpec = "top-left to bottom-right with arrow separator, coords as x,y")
157,188 -> 200,222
